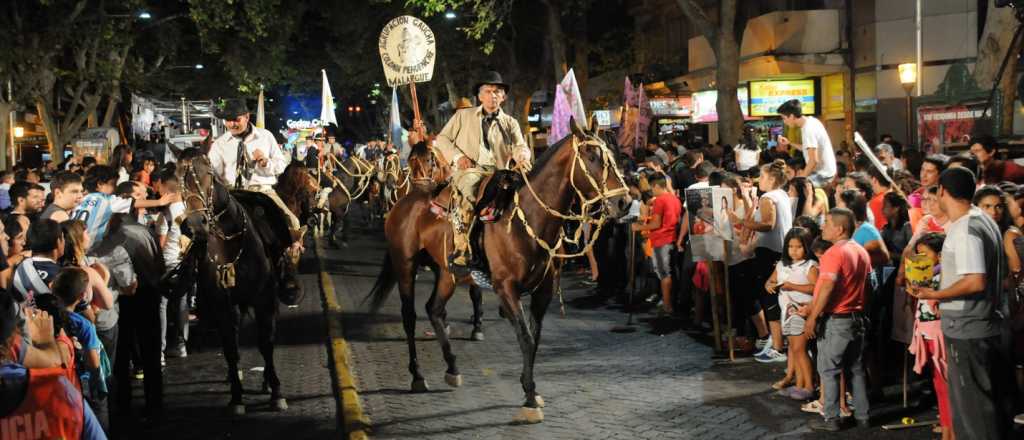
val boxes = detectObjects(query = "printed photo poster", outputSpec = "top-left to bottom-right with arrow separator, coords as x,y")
685,186 -> 734,261
892,254 -> 936,344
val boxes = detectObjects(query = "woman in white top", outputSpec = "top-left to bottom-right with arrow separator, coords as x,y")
765,227 -> 818,400
730,159 -> 792,362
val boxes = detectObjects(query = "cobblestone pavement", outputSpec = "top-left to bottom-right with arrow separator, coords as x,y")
330,226 -> 939,440
135,245 -> 341,440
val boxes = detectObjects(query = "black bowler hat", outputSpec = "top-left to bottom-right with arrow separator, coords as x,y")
473,71 -> 510,95
213,98 -> 251,120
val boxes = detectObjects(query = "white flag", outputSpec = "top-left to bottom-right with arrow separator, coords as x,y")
256,86 -> 266,129
320,69 -> 338,126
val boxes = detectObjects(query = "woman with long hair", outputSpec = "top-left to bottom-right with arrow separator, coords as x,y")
110,144 -> 134,185
787,176 -> 827,225
59,220 -> 114,311
729,159 -> 792,363
881,192 -> 913,267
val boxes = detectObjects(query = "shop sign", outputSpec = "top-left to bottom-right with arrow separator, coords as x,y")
917,103 -> 988,147
648,97 -> 692,117
286,119 -> 325,129
378,16 -> 436,87
749,80 -> 815,117
691,87 -> 749,123
593,110 -> 612,127
821,74 -> 845,120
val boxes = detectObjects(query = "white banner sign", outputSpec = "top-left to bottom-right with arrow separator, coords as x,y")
378,16 -> 436,87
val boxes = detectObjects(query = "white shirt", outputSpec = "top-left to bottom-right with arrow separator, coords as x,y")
799,116 -> 837,178
158,201 -> 187,269
208,126 -> 289,187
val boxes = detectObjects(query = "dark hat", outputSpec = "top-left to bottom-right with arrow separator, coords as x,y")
0,291 -> 19,342
213,98 -> 251,120
473,71 -> 510,95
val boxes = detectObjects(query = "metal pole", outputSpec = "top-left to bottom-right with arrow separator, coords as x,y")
915,0 -> 922,97
7,80 -> 13,170
905,93 -> 913,149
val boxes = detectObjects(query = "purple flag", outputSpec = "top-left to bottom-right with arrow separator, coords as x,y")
618,77 -> 651,158
549,69 -> 587,144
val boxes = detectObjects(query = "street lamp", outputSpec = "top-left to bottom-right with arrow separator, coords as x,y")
167,65 -> 203,71
13,127 -> 24,138
898,63 -> 917,147
138,11 -> 152,19
444,9 -> 456,20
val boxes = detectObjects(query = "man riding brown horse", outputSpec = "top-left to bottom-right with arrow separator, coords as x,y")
433,71 -> 532,277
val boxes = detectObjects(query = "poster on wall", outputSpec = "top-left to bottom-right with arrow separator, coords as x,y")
749,80 -> 816,117
691,88 -> 749,123
917,103 -> 988,148
685,186 -> 734,262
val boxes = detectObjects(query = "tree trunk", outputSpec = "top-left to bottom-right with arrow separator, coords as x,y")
441,59 -> 460,106
541,0 -> 568,82
102,90 -> 120,127
36,97 -> 64,164
715,0 -> 743,146
974,0 -> 1018,90
0,101 -> 10,170
572,16 -> 590,92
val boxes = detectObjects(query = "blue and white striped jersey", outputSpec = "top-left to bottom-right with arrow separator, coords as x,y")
70,192 -> 134,250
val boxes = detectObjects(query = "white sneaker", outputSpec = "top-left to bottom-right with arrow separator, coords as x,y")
755,348 -> 788,363
754,335 -> 772,356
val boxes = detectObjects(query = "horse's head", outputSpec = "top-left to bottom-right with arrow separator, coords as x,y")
280,161 -> 320,208
175,148 -> 222,242
567,117 -> 631,218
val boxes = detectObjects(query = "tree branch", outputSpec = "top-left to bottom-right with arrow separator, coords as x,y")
675,0 -> 718,43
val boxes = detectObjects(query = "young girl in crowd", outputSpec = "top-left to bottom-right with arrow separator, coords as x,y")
881,192 -> 913,266
906,233 -> 952,439
765,227 -> 817,400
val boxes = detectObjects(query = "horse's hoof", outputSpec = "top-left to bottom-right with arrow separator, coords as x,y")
272,398 -> 288,411
229,404 -> 246,416
411,379 -> 429,393
511,407 -> 544,425
536,395 -> 545,408
470,330 -> 485,341
444,325 -> 451,337
445,373 -> 463,388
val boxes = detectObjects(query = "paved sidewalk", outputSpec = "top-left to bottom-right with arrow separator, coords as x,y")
327,227 -> 938,440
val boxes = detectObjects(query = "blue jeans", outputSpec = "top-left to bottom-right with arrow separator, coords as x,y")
816,314 -> 871,421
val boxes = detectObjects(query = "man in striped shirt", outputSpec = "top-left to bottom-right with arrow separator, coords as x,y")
70,166 -> 175,251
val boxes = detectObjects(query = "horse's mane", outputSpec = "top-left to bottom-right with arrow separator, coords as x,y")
528,133 -> 574,179
177,147 -> 228,187
278,161 -> 312,194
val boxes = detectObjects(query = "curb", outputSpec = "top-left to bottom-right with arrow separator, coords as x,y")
315,238 -> 371,440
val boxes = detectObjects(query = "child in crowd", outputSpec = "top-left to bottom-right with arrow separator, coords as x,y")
906,233 -> 953,439
765,227 -> 817,400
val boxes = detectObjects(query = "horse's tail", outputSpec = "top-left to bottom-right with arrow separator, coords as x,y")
363,252 -> 397,314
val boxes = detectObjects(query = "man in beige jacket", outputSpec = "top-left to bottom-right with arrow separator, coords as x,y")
433,71 -> 532,275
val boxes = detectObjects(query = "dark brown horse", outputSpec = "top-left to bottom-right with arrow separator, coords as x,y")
175,148 -> 292,415
366,121 -> 629,424
319,155 -> 375,246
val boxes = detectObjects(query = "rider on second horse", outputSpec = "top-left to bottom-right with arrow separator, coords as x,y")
208,98 -> 305,303
433,71 -> 532,277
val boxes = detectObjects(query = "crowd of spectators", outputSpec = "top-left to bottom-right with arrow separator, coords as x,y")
587,98 -> 1023,437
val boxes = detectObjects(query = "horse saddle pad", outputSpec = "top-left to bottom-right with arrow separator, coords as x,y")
230,190 -> 292,252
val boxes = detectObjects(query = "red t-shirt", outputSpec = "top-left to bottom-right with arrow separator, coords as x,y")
649,192 -> 681,247
869,190 -> 888,230
814,239 -> 871,314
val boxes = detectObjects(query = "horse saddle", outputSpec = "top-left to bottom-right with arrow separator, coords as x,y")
428,170 -> 523,222
230,190 -> 292,253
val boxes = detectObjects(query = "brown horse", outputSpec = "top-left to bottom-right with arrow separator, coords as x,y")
366,121 -> 630,424
320,155 -> 375,246
276,160 -> 320,226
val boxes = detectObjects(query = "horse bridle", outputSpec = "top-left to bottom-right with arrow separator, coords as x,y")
179,158 -> 248,244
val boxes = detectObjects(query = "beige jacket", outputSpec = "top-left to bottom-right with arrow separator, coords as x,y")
434,106 -> 530,170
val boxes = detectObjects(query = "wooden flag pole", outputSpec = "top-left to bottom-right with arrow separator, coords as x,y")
409,81 -> 425,137
708,260 -> 723,354
722,241 -> 735,361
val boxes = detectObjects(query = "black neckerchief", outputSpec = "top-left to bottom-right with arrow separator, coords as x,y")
233,124 -> 254,188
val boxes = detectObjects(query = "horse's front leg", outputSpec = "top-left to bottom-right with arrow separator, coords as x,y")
426,273 -> 461,388
498,282 -> 543,425
469,284 -> 485,341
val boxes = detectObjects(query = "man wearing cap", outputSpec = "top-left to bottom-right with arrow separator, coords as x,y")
208,99 -> 305,301
433,71 -> 532,274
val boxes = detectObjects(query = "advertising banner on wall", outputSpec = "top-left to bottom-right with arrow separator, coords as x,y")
749,80 -> 816,117
917,103 -> 988,148
821,74 -> 845,120
691,87 -> 749,123
649,96 -> 693,117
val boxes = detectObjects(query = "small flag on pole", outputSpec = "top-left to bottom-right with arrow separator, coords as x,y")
256,86 -> 266,129
550,68 -> 587,144
320,69 -> 338,127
